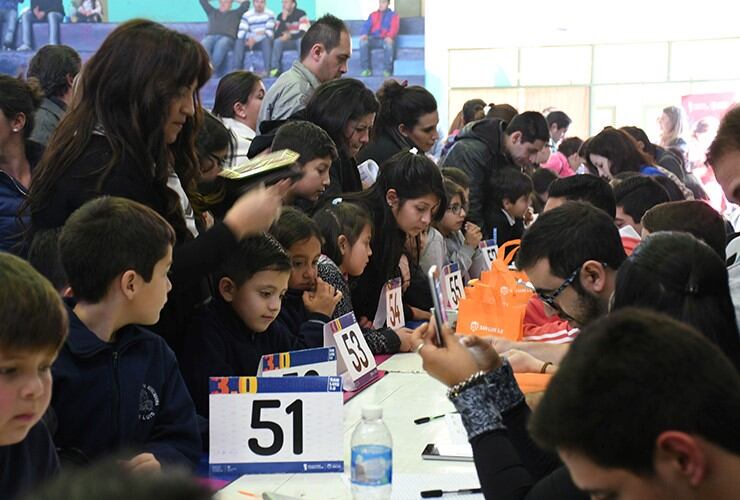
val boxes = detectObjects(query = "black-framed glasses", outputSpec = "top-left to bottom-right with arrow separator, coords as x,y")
447,203 -> 468,215
537,267 -> 580,310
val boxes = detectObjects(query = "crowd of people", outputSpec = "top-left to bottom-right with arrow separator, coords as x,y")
1,5 -> 740,500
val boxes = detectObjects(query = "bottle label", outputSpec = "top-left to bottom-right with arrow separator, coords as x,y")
351,444 -> 392,486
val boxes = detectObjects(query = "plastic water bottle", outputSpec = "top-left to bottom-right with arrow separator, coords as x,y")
351,405 -> 392,499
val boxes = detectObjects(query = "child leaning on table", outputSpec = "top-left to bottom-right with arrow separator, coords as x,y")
0,253 -> 67,500
52,197 -> 201,470
181,233 -> 307,418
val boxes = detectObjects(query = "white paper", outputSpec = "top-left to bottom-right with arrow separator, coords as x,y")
390,472 -> 483,500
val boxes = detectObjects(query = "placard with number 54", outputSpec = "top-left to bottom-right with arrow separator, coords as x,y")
209,376 -> 343,475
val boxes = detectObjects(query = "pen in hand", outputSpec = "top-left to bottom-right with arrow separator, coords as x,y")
421,487 -> 482,498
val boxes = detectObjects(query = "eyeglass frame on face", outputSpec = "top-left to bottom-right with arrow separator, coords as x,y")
536,261 -> 609,310
446,202 -> 468,216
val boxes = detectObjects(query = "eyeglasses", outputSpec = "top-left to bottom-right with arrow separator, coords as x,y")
447,203 -> 468,215
537,267 -> 580,310
204,153 -> 228,172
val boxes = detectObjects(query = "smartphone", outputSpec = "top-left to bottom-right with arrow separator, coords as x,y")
421,443 -> 473,462
427,265 -> 447,347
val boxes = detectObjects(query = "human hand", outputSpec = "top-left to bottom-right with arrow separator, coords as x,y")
359,315 -> 373,329
121,453 -> 161,474
246,37 -> 256,49
303,277 -> 342,316
223,180 -> 290,239
398,254 -> 411,292
201,211 -> 215,230
460,334 -> 504,373
395,327 -> 414,352
280,33 -> 290,41
410,322 -> 483,387
409,306 -> 431,321
463,222 -> 482,248
524,206 -> 534,226
359,34 -> 368,41
502,349 -> 544,373
490,337 -> 515,354
384,36 -> 394,44
34,6 -> 45,19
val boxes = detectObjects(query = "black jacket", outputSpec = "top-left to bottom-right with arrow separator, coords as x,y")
275,288 -> 332,347
324,149 -> 363,200
0,421 -> 58,500
356,128 -> 410,168
489,209 -> 524,247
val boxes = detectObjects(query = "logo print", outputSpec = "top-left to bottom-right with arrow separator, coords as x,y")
470,321 -> 480,332
139,385 -> 160,421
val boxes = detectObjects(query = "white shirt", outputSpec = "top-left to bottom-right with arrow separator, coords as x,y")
221,117 -> 256,168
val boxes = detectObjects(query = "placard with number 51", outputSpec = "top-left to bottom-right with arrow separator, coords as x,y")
209,376 -> 343,475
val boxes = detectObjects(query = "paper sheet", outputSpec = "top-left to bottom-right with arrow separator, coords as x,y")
390,472 -> 483,499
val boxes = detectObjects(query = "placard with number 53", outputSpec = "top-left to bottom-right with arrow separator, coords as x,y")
324,312 -> 379,391
209,376 -> 343,475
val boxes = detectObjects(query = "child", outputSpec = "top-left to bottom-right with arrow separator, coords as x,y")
53,197 -> 201,469
271,120 -> 338,210
488,166 -> 533,247
0,253 -> 67,499
182,234 -> 307,417
313,200 -> 412,353
270,207 -> 342,346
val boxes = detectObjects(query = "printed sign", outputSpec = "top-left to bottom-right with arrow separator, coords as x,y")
257,347 -> 337,377
324,312 -> 379,391
479,239 -> 498,271
442,262 -> 466,309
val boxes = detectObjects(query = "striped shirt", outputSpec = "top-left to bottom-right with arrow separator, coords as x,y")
237,8 -> 276,41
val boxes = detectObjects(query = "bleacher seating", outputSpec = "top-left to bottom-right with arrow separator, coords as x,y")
0,17 -> 425,106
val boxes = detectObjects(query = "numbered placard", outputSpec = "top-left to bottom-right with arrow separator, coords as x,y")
324,312 -> 379,391
442,262 -> 466,309
257,347 -> 337,377
384,277 -> 405,330
209,376 -> 343,475
479,239 -> 498,271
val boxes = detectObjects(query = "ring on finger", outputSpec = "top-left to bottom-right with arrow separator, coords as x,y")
414,342 -> 426,354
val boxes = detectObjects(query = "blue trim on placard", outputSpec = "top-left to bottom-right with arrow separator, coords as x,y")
210,460 -> 345,475
443,261 -> 460,275
479,238 -> 497,249
208,376 -> 343,394
261,346 -> 336,372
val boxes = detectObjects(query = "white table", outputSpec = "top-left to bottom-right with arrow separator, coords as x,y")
216,354 -> 479,499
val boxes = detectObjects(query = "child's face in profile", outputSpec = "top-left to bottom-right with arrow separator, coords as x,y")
504,194 -> 530,219
130,245 -> 173,326
287,236 -> 321,291
341,224 -> 372,277
290,156 -> 332,202
224,270 -> 289,333
0,348 -> 56,445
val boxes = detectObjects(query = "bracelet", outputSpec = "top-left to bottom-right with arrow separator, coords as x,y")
447,370 -> 487,400
540,361 -> 553,374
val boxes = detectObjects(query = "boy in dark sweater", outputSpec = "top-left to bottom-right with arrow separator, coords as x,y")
488,166 -> 533,246
182,234 -> 307,417
0,253 -> 67,499
52,197 -> 201,470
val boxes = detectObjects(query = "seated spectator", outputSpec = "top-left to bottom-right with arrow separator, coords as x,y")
359,0 -> 400,78
612,231 -> 740,371
613,175 -> 670,234
540,136 -> 582,178
0,253 -> 67,500
70,0 -> 102,23
54,197 -> 201,468
531,167 -> 557,214
213,71 -> 265,165
0,75 -> 43,254
26,44 -> 81,146
358,80 -> 438,168
268,0 -> 310,77
441,112 -> 548,238
270,207 -> 342,346
198,0 -> 250,75
270,120 -> 338,209
233,0 -> 275,75
545,110 -> 571,152
304,78 -> 378,199
488,167 -> 533,245
17,0 -> 64,51
260,14 -> 350,123
313,200 -> 412,353
182,234 -> 306,417
0,0 -> 20,50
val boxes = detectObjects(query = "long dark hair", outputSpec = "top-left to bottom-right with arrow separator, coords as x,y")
584,127 -> 652,177
212,71 -> 262,119
374,80 -> 437,139
0,74 -> 43,140
27,19 -> 211,240
342,151 -> 446,279
612,231 -> 740,372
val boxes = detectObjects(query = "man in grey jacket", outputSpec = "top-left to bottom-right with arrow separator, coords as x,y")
258,13 -> 350,127
26,44 -> 80,145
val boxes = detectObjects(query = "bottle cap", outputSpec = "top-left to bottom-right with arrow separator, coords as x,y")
361,405 -> 382,420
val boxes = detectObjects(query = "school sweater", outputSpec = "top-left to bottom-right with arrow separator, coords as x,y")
181,297 -> 307,417
237,8 -> 275,41
51,305 -> 201,468
199,0 -> 250,38
0,421 -> 58,500
275,288 -> 332,347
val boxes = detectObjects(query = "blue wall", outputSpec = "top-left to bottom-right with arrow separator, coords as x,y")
107,1 -> 317,23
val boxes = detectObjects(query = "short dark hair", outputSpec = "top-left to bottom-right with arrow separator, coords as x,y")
0,252 -> 67,355
462,99 -> 486,124
490,167 -> 533,207
270,207 -> 323,251
652,174 -> 685,202
612,232 -> 740,371
0,74 -> 43,140
642,200 -> 727,261
613,175 -> 670,224
584,127 -> 652,176
300,14 -> 348,60
516,201 -> 626,281
272,120 -> 338,165
212,71 -> 263,119
304,78 -> 377,155
529,308 -> 740,474
59,197 -> 176,303
218,234 -> 291,288
620,125 -> 657,159
375,80 -> 437,134
546,110 -> 571,130
486,103 -> 518,122
196,111 -> 236,166
26,45 -> 81,99
27,228 -> 68,292
531,167 -> 557,195
505,111 -> 549,144
547,175 -> 617,219
312,201 -> 373,265
441,167 -> 470,190
707,105 -> 740,167
557,137 -> 583,157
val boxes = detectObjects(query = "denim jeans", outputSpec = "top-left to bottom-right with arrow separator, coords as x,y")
201,34 -> 234,74
270,37 -> 299,73
360,36 -> 395,74
0,8 -> 17,47
20,10 -> 63,47
233,37 -> 272,73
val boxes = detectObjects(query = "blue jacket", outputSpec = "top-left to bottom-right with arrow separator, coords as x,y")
0,140 -> 43,255
275,288 -> 331,347
51,305 -> 201,468
0,421 -> 58,500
